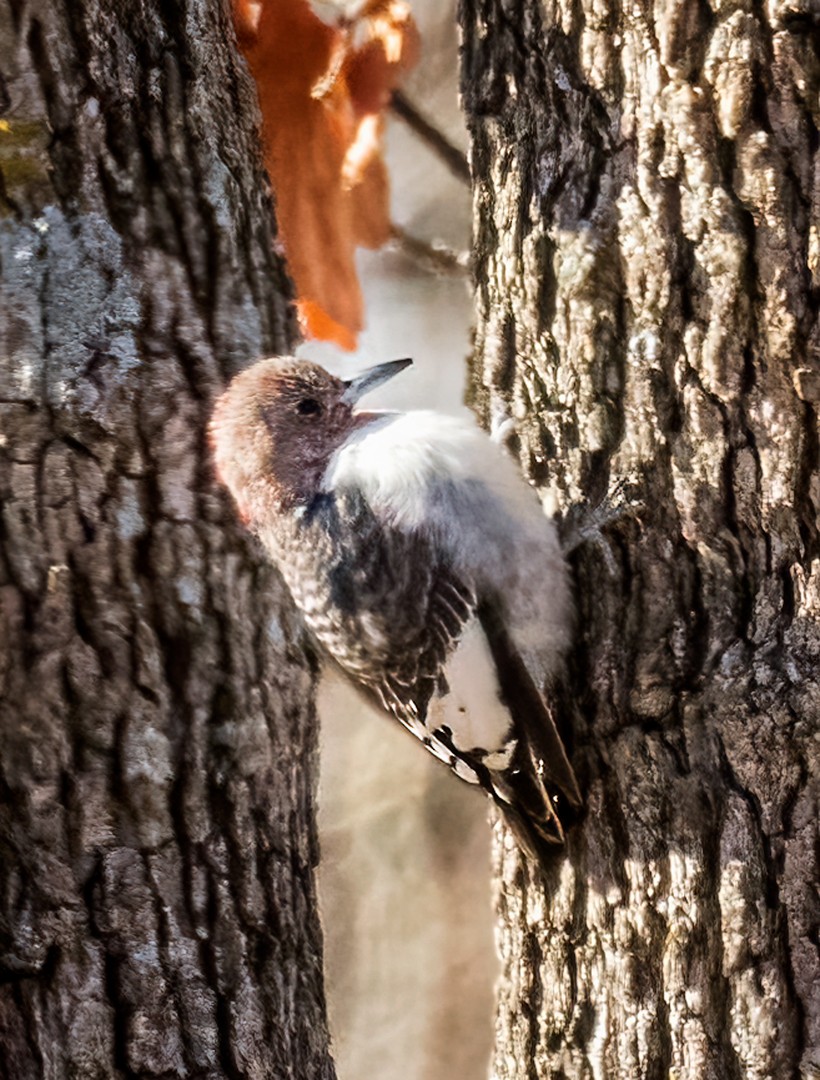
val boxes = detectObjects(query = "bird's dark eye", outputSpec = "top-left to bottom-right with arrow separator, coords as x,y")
296,398 -> 322,417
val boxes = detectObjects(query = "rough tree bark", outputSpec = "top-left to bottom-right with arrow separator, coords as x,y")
0,2 -> 335,1077
460,0 -> 818,1077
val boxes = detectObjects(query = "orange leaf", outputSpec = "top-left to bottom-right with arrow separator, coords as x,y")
296,299 -> 358,352
235,0 -> 418,351
233,0 -> 262,45
345,1 -> 420,117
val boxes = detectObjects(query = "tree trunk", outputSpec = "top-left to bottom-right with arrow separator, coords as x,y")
459,1 -> 818,1077
0,2 -> 335,1077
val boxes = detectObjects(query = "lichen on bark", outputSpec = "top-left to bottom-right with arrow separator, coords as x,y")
459,0 -> 819,1076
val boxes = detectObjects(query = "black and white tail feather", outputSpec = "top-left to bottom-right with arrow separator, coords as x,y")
332,586 -> 581,861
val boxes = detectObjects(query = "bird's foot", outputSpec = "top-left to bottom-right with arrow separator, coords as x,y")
490,402 -> 516,446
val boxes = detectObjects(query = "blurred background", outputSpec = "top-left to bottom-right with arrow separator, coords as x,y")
296,3 -> 499,1077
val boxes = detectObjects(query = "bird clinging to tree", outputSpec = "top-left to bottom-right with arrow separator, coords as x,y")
210,356 -> 581,856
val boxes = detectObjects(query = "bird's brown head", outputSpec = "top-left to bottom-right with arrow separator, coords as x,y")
210,355 -> 411,522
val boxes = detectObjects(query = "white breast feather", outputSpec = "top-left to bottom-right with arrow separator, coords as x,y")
324,411 -> 572,675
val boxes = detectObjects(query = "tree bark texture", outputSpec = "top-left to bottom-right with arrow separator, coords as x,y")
0,2 -> 335,1077
460,0 -> 818,1077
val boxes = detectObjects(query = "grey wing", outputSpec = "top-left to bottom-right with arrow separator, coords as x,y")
299,488 -> 468,710
304,490 -> 496,776
345,553 -> 482,761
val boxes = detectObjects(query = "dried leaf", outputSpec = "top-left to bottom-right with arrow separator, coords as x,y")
235,0 -> 418,350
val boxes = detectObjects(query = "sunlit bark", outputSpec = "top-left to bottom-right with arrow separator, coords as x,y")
460,1 -> 819,1075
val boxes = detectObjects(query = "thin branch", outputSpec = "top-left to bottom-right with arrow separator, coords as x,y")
388,223 -> 470,276
389,90 -> 471,186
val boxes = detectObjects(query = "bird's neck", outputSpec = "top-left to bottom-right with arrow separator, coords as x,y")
260,466 -> 326,517
252,414 -> 390,521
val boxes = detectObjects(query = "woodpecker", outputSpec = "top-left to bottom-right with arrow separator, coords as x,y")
210,356 -> 581,855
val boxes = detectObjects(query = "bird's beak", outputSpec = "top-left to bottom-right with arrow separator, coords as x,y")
341,358 -> 412,405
